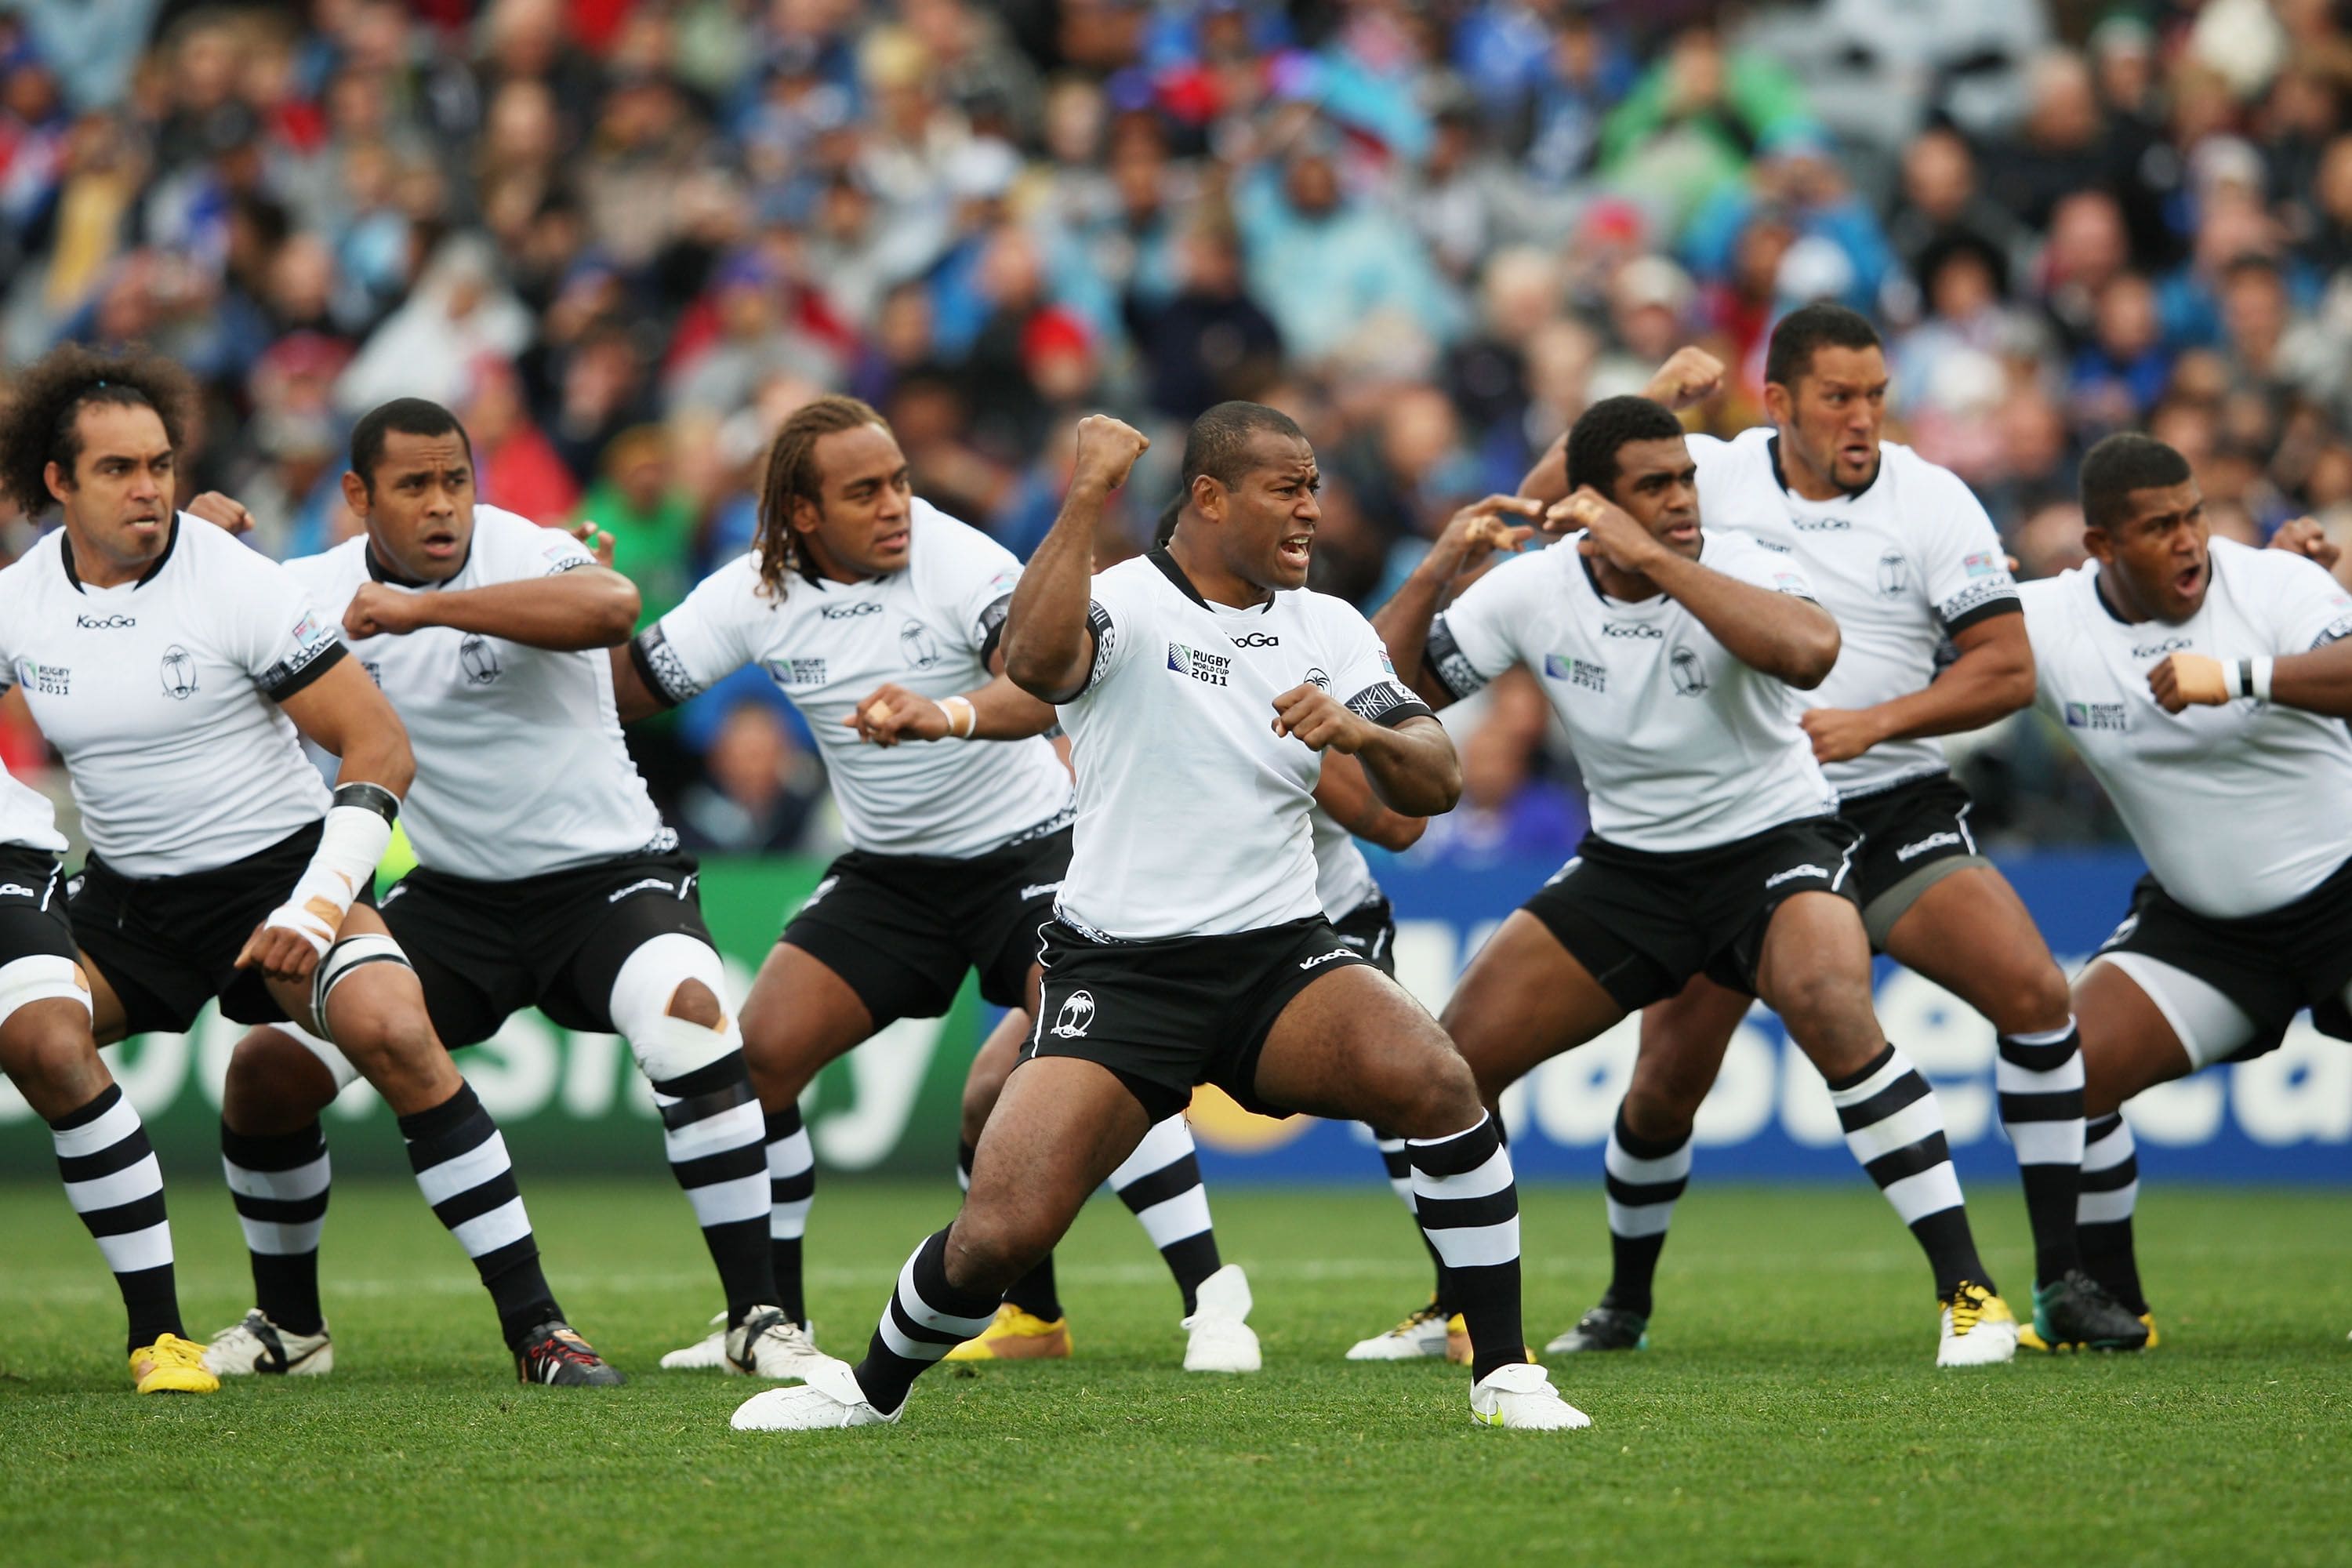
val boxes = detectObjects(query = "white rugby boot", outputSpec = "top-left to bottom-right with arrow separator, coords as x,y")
202,1309 -> 333,1377
1936,1280 -> 2020,1367
1346,1302 -> 1450,1361
659,1312 -> 728,1370
1468,1363 -> 1592,1430
731,1356 -> 898,1431
1181,1265 -> 1262,1373
726,1308 -> 831,1381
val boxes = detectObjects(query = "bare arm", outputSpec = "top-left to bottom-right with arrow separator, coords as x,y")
1518,346 -> 1726,505
1370,495 -> 1541,713
276,655 -> 416,797
607,644 -> 666,723
1801,611 -> 2033,763
1563,488 -> 1839,688
1270,687 -> 1460,815
1002,416 -> 1149,703
2151,639 -> 2352,718
1314,750 -> 1427,851
846,673 -> 1059,746
343,568 -> 641,652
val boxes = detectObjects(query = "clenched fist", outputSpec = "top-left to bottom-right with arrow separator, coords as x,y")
1069,415 -> 1150,498
342,582 -> 430,641
1644,346 -> 1727,412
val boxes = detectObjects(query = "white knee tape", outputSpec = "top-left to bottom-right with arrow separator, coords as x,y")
278,1020 -> 363,1094
309,932 -> 413,1043
0,953 -> 91,1030
607,932 -> 732,1056
2093,953 -> 2258,1069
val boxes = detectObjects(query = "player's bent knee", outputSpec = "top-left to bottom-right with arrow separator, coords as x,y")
1620,1082 -> 1698,1145
310,933 -> 416,1042
942,1207 -> 1047,1294
0,954 -> 92,1040
663,978 -> 724,1029
223,1029 -> 343,1130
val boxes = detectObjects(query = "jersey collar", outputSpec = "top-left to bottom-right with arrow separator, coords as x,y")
59,514 -> 179,593
1149,547 -> 1273,614
1767,433 -> 1881,503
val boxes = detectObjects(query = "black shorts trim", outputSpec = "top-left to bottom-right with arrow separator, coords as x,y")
1521,817 -> 1863,1012
2095,856 -> 2352,1061
0,848 -> 78,967
71,820 -> 377,1036
1023,915 -> 1378,1123
782,828 -> 1070,1026
379,850 -> 712,1046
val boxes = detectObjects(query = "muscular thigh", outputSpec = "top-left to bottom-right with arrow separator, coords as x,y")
740,942 -> 879,1103
2074,958 -> 2205,1119
1439,911 -> 1625,1102
1636,974 -> 1753,1115
1881,866 -> 2067,1032
964,1054 -> 1151,1239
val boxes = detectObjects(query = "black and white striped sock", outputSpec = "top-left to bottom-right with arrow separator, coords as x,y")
651,1047 -> 773,1327
2078,1112 -> 2147,1315
1828,1044 -> 1990,1298
397,1082 -> 559,1350
851,1226 -> 1003,1415
49,1083 -> 181,1353
1997,1020 -> 2086,1283
1373,1130 -> 1454,1312
1599,1105 -> 1691,1320
766,1104 -> 815,1327
1406,1113 -> 1525,1381
221,1119 -> 331,1336
1109,1115 -> 1219,1316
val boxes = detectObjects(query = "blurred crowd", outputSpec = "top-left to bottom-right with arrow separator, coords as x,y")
9,0 -> 2352,865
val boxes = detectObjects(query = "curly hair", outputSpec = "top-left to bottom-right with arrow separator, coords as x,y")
0,343 -> 197,516
2080,432 -> 2193,533
750,394 -> 893,600
1564,394 -> 1687,499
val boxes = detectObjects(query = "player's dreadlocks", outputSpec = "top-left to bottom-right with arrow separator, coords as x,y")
0,343 -> 197,517
752,394 -> 891,600
1564,394 -> 1686,499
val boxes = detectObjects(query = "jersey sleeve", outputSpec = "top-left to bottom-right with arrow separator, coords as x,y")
1063,564 -> 1147,701
629,556 -> 766,707
2262,548 -> 2352,652
471,506 -> 596,582
234,554 -> 348,701
1914,465 -> 2020,634
1709,530 -> 1820,599
1424,548 -> 1541,700
1327,605 -> 1433,729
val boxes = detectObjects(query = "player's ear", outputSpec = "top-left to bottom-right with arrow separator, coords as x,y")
339,469 -> 369,518
43,459 -> 72,504
1193,474 -> 1225,527
1761,380 -> 1793,426
788,493 -> 822,537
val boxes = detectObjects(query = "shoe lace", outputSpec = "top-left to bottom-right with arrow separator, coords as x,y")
1946,1282 -> 1986,1334
151,1334 -> 207,1369
1393,1305 -> 1444,1334
532,1328 -> 602,1368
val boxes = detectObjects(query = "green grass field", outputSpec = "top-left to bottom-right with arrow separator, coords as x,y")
2,1177 -> 2347,1567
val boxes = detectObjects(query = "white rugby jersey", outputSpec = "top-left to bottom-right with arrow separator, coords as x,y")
634,498 -> 1072,858
1311,804 -> 1379,920
284,506 -> 671,880
1689,428 -> 2021,798
2020,538 -> 2352,918
0,516 -> 341,877
0,762 -> 66,856
1428,531 -> 1838,853
1054,551 -> 1432,940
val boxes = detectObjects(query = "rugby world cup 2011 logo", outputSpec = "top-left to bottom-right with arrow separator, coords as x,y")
1051,989 -> 1096,1038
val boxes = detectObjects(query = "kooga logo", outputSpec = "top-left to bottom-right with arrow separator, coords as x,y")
818,601 -> 881,620
75,615 -> 135,630
1602,623 -> 1662,639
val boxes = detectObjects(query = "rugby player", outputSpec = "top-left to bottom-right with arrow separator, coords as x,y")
0,347 -> 615,1386
730,403 -> 1588,1432
196,397 -> 796,1380
1376,394 -> 2020,1367
2017,434 -> 2352,1345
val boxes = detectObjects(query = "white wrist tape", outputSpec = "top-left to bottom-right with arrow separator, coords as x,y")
2223,658 -> 2277,702
263,796 -> 396,956
941,694 -> 978,739
2251,655 -> 2274,702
